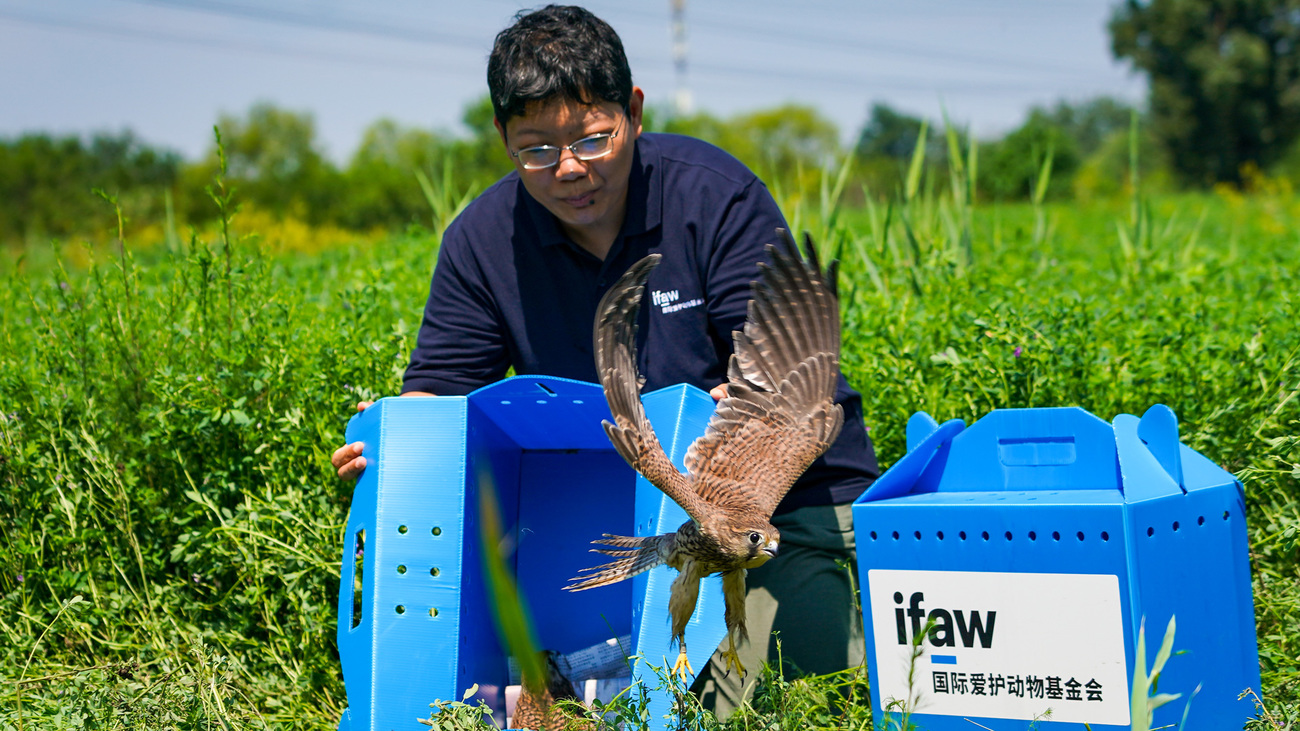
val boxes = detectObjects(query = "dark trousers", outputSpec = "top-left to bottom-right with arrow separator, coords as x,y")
690,502 -> 865,716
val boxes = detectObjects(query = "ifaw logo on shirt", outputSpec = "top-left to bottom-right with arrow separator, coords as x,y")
651,288 -> 703,315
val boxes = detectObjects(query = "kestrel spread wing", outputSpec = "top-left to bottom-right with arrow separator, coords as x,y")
594,232 -> 843,522
571,232 -> 844,680
685,230 -> 843,518
593,253 -> 715,525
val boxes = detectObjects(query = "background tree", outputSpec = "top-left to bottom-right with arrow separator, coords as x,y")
660,104 -> 840,182
451,95 -> 514,184
338,97 -> 509,231
1041,97 -> 1137,159
184,102 -> 343,224
341,120 -> 444,230
0,131 -> 179,244
855,102 -> 931,160
979,109 -> 1081,200
852,102 -> 942,195
1110,0 -> 1300,184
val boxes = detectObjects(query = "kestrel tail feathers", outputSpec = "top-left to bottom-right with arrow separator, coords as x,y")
565,533 -> 669,591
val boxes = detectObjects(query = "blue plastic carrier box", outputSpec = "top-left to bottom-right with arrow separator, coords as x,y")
853,404 -> 1260,731
333,375 -> 729,731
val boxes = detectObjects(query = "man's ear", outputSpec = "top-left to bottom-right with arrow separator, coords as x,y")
493,117 -> 509,149
628,86 -> 645,137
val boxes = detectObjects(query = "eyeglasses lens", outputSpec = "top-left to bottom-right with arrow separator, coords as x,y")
518,133 -> 613,169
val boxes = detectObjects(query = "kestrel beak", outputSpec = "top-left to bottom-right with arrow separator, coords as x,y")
762,540 -> 779,559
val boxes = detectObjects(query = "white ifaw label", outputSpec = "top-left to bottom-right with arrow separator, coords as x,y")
868,569 -> 1129,726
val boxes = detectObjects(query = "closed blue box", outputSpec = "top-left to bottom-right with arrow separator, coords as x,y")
334,376 -> 728,731
853,404 -> 1260,730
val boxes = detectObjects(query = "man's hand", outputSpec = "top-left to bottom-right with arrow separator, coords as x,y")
332,392 -> 435,480
710,384 -> 729,401
332,401 -> 374,480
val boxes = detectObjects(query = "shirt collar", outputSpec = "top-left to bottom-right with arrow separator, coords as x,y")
522,134 -> 663,249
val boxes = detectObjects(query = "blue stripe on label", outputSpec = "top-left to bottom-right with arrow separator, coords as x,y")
930,655 -> 957,665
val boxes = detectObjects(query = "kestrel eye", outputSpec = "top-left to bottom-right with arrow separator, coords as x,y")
749,532 -> 762,544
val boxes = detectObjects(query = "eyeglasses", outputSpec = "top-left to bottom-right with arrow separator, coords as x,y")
510,115 -> 624,170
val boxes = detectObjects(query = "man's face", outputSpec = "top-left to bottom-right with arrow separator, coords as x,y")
496,87 -> 644,253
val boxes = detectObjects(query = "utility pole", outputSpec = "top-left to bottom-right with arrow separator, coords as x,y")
671,0 -> 691,115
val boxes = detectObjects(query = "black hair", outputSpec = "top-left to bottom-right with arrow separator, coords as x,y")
487,5 -> 633,127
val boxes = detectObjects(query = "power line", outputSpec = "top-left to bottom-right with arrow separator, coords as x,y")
0,6 -> 470,71
686,58 -> 1089,96
688,12 -> 1104,80
122,0 -> 490,51
1,1 -> 1130,103
591,0 -> 1106,78
124,0 -> 1106,82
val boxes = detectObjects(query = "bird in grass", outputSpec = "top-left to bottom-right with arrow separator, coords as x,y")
565,231 -> 844,681
510,650 -> 593,731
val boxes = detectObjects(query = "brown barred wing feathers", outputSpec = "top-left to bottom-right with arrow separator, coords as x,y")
684,233 -> 844,519
593,254 -> 714,525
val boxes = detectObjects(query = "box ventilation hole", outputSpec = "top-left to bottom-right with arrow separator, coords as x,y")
351,528 -> 365,629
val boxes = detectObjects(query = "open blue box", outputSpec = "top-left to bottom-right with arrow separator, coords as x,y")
853,405 -> 1260,730
333,375 -> 728,731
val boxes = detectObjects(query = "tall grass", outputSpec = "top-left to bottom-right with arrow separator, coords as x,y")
0,157 -> 461,728
1,133 -> 1298,729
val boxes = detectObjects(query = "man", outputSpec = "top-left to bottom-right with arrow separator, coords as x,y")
330,4 -> 879,716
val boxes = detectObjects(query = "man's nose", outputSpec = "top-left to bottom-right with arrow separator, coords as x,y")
555,148 -> 588,179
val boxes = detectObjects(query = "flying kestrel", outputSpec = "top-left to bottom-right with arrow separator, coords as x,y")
564,231 -> 844,681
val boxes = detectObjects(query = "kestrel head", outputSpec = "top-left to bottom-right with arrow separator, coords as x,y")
728,521 -> 780,568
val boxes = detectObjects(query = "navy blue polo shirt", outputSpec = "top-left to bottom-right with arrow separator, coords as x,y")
404,132 -> 878,512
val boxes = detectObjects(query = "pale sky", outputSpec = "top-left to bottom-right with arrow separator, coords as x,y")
0,0 -> 1146,162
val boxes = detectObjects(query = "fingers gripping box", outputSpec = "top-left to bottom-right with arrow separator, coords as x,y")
853,405 -> 1260,731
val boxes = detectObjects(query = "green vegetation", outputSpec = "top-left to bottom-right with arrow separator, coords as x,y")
0,131 -> 179,245
5,1 -> 1300,724
0,98 -> 512,252
1,130 -> 1297,728
0,93 -> 1227,252
1110,0 -> 1300,185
